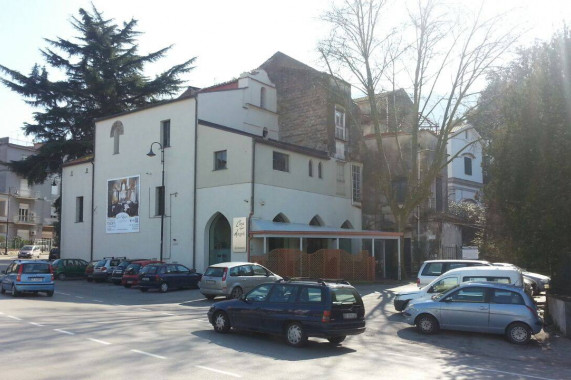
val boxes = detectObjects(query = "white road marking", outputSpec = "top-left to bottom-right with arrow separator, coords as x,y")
7,315 -> 22,320
57,292 -> 70,296
88,338 -> 111,345
54,329 -> 74,335
161,312 -> 175,316
138,308 -> 151,311
464,366 -> 556,380
130,349 -> 166,360
29,322 -> 44,327
75,296 -> 84,299
93,299 -> 103,303
195,365 -> 241,378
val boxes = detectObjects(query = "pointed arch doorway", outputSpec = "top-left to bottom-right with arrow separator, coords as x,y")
208,213 -> 231,265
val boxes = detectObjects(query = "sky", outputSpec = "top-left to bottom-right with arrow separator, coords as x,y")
0,0 -> 569,143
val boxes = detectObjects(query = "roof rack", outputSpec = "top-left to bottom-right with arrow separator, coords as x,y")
276,277 -> 351,286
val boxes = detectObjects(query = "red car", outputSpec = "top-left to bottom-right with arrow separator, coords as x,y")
121,260 -> 162,288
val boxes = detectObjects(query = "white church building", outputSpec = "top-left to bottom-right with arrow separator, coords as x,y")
60,70 -> 399,272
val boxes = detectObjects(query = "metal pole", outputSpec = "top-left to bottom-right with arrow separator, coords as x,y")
4,187 -> 10,255
160,147 -> 165,262
397,237 -> 402,280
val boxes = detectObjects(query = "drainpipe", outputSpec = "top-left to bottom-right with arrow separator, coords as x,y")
247,139 -> 256,261
90,160 -> 95,261
192,97 -> 198,270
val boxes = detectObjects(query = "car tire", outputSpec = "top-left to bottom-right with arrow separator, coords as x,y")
230,286 -> 243,299
124,284 -> 131,288
11,285 -> 19,297
506,322 -> 532,344
159,282 -> 169,293
46,290 -> 54,297
205,295 -> 216,300
416,314 -> 439,334
285,322 -> 308,347
58,273 -> 66,281
327,336 -> 346,345
140,288 -> 148,292
213,311 -> 231,333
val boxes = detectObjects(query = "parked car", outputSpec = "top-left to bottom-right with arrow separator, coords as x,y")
92,257 -> 126,282
110,259 -> 146,285
403,282 -> 543,344
199,262 -> 282,300
48,248 -> 60,260
85,260 -> 98,282
122,260 -> 162,288
18,245 -> 42,259
493,263 -> 551,294
138,263 -> 202,293
416,259 -> 492,287
52,259 -> 89,280
1,260 -> 54,297
207,279 -> 366,347
394,266 -> 524,311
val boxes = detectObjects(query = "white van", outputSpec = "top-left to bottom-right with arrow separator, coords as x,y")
416,259 -> 491,287
394,266 -> 524,311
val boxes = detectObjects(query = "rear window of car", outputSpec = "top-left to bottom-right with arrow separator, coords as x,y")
298,287 -> 323,303
422,263 -> 443,276
21,245 -> 33,250
22,263 -> 51,274
96,260 -> 106,266
141,265 -> 159,274
110,259 -> 122,266
331,288 -> 362,305
204,267 -> 225,277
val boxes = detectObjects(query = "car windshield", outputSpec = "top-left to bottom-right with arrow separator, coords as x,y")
433,284 -> 460,300
204,267 -> 225,277
21,245 -> 33,250
117,261 -> 131,269
22,263 -> 51,274
96,260 -> 106,266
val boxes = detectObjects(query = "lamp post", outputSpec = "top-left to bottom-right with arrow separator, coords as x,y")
147,142 -> 165,261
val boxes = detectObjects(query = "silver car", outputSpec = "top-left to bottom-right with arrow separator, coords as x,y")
403,282 -> 543,344
199,262 -> 282,299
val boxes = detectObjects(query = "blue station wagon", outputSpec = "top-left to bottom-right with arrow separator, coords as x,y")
207,279 -> 366,347
138,263 -> 202,293
1,260 -> 55,297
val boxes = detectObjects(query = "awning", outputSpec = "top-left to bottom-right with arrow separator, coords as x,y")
250,219 -> 401,239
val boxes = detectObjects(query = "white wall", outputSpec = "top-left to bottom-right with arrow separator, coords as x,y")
61,162 -> 92,261
447,127 -> 484,202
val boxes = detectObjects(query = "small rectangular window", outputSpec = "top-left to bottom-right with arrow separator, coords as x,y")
464,157 -> 472,175
273,151 -> 289,172
337,163 -> 345,183
161,120 -> 171,148
351,165 -> 361,202
76,196 -> 84,223
335,106 -> 346,140
214,150 -> 227,170
155,186 -> 165,216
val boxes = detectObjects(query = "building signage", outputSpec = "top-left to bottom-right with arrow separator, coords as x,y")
232,217 -> 247,253
106,175 -> 140,234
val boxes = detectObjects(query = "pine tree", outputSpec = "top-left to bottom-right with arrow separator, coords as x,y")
0,6 -> 195,183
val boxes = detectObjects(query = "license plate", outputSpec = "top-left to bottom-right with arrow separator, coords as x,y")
206,280 -> 215,285
127,280 -> 133,284
343,312 -> 357,319
141,277 -> 149,281
30,278 -> 43,282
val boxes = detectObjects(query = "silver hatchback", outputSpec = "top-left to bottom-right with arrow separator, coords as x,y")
199,262 -> 282,300
403,282 -> 543,344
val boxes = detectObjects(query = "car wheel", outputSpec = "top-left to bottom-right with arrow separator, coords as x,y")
230,286 -> 243,299
58,273 -> 66,281
506,322 -> 532,344
416,314 -> 439,334
124,284 -> 131,289
140,288 -> 148,292
46,290 -> 54,297
159,282 -> 169,293
327,336 -> 346,345
213,311 -> 231,333
205,295 -> 216,300
11,285 -> 19,297
285,322 -> 308,347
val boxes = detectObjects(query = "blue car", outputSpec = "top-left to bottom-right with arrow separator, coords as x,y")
1,260 -> 55,297
207,279 -> 366,347
403,282 -> 543,344
138,263 -> 202,293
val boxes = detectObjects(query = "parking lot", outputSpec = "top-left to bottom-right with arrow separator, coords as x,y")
1,257 -> 570,380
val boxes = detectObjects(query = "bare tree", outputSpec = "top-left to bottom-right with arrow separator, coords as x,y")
320,0 -> 519,278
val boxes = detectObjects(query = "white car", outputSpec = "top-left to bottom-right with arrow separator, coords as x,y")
416,259 -> 491,287
395,266 -> 524,311
17,245 -> 42,259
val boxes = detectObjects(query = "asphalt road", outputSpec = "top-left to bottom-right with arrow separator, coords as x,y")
0,258 -> 570,380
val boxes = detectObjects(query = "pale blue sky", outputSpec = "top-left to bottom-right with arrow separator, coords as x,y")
1,0 -> 569,142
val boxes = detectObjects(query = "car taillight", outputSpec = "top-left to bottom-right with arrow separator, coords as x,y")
222,268 -> 228,281
322,310 -> 331,323
50,265 -> 54,281
17,265 -> 23,282
416,278 -> 420,286
101,267 -> 107,272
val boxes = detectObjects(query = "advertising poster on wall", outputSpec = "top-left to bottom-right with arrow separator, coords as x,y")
232,217 -> 247,253
106,175 -> 140,233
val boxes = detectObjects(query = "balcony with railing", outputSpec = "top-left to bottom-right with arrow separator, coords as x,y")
13,215 -> 39,224
13,189 -> 40,199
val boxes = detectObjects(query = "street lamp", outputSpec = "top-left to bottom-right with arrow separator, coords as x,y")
147,142 -> 165,261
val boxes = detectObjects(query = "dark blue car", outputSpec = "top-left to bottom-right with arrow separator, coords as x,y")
138,263 -> 202,293
207,279 -> 366,347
